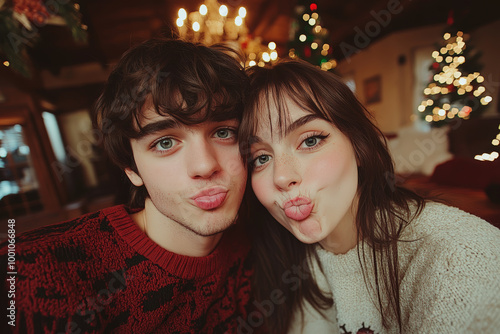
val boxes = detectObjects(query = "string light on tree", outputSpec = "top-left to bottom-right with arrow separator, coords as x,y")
475,124 -> 500,161
418,31 -> 491,126
288,1 -> 337,71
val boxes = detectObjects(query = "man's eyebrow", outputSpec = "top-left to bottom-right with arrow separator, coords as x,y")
135,119 -> 181,139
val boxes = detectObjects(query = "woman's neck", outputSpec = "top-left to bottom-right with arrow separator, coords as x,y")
319,204 -> 358,254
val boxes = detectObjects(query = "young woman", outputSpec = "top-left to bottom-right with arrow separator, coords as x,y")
240,59 -> 500,334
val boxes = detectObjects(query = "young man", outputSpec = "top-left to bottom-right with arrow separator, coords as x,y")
0,39 -> 252,333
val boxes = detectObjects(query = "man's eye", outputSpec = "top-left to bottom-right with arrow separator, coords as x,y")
216,128 -> 235,139
156,138 -> 174,150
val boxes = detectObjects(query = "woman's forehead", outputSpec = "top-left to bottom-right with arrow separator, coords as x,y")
253,97 -> 320,143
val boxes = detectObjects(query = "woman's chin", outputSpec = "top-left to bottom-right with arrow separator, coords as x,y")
289,219 -> 323,244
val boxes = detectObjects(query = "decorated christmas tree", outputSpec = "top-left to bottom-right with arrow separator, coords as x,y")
287,1 -> 337,71
417,31 -> 492,127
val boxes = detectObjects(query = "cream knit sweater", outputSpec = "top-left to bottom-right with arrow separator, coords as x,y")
291,202 -> 500,334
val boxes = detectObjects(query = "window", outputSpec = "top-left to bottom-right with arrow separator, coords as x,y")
0,124 -> 43,218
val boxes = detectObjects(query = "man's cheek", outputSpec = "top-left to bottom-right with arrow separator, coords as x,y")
227,157 -> 247,177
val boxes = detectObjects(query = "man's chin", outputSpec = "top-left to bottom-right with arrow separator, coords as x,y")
187,216 -> 237,237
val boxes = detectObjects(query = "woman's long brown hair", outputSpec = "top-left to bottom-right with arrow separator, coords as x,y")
240,59 -> 425,333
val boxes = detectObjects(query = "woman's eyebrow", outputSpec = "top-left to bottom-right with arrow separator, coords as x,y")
249,114 -> 321,145
284,114 -> 320,136
249,135 -> 263,146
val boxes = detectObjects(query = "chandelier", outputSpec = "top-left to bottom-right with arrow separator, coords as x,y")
175,0 -> 278,67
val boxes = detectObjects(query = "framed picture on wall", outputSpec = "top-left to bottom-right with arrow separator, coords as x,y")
364,75 -> 381,104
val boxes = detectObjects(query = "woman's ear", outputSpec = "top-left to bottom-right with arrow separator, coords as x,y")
124,167 -> 144,187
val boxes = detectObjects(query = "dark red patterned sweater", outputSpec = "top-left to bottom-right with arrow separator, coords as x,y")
0,205 -> 253,333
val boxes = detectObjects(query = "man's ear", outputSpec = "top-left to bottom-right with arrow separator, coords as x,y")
124,167 -> 144,187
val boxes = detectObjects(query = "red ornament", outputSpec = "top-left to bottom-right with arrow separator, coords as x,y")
13,0 -> 50,24
304,46 -> 311,58
310,3 -> 318,11
447,9 -> 454,26
432,62 -> 440,69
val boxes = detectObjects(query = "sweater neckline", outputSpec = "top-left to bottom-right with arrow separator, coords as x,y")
103,205 -> 231,279
316,242 -> 371,277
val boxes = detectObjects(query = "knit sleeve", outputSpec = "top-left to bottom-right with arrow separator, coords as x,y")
403,220 -> 500,333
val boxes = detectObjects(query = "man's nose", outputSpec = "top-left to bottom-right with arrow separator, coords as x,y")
186,139 -> 221,179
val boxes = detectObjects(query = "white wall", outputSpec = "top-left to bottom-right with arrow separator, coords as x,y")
58,110 -> 98,187
336,20 -> 500,133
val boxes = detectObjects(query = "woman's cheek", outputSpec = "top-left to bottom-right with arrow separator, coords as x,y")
251,175 -> 271,205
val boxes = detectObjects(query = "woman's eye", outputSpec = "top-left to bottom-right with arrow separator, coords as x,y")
304,137 -> 318,147
253,155 -> 271,168
299,134 -> 329,149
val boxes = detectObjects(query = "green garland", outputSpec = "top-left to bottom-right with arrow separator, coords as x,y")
0,0 -> 87,77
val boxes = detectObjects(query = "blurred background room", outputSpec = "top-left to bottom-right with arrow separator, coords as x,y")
1,0 -> 499,237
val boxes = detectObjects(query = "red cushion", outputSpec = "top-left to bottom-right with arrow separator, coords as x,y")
430,157 -> 500,189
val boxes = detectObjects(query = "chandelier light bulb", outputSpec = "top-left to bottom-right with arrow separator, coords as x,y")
239,7 -> 247,18
219,5 -> 228,17
178,8 -> 187,20
200,4 -> 207,15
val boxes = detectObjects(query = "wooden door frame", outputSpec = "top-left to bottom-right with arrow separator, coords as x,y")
1,107 -> 63,215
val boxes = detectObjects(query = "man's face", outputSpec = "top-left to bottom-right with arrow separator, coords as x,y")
125,108 -> 247,237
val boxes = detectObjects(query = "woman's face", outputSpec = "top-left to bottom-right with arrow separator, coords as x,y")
249,96 -> 359,253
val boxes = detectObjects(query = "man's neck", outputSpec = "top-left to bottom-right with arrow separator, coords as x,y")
131,200 -> 223,257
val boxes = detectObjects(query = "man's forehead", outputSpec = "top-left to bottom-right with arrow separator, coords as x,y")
135,92 -> 182,125
136,107 -> 173,127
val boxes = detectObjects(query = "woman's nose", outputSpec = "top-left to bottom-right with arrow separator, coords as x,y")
273,154 -> 301,191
